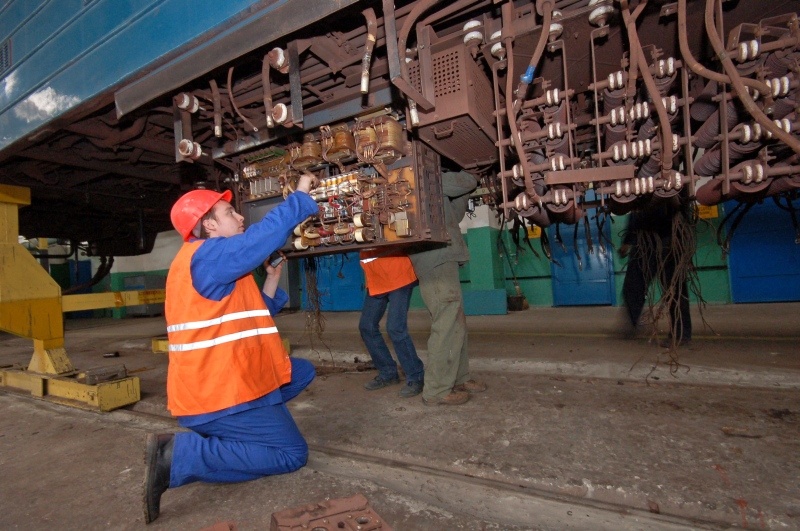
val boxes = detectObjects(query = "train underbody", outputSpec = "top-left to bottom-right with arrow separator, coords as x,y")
0,0 -> 798,257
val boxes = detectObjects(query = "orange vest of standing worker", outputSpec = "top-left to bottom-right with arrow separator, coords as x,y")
165,241 -> 291,416
359,250 -> 417,296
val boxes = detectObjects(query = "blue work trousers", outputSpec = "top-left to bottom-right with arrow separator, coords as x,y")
359,283 -> 424,383
170,358 -> 315,486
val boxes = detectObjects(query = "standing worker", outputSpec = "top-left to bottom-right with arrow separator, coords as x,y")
410,169 -> 486,406
359,250 -> 425,397
143,173 -> 318,524
619,194 -> 693,347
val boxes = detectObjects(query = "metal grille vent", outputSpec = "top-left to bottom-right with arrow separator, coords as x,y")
431,49 -> 461,97
0,39 -> 10,77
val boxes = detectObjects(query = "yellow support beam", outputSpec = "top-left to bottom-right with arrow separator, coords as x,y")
0,184 -> 140,411
62,289 -> 165,312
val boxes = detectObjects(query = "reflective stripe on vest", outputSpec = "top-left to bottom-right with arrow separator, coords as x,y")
169,326 -> 279,352
167,309 -> 272,333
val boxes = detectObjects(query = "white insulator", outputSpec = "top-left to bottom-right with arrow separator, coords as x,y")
780,76 -> 791,97
270,47 -> 289,72
748,39 -> 759,61
515,193 -> 530,211
546,88 -> 560,106
612,144 -> 621,161
615,180 -> 622,196
667,57 -> 675,76
674,172 -> 683,189
491,41 -> 505,60
293,237 -> 309,251
608,71 -> 624,90
743,165 -> 753,184
409,101 -> 420,127
754,164 -> 764,183
634,178 -> 641,195
753,122 -> 762,140
547,123 -> 562,139
589,4 -> 614,27
672,134 -> 680,152
780,118 -> 792,133
463,21 -> 483,47
176,93 -> 200,113
610,107 -> 624,125
513,164 -> 523,179
490,31 -> 505,60
655,59 -> 667,78
272,103 -> 289,124
645,138 -> 652,156
178,139 -> 202,159
550,21 -> 564,39
463,20 -> 482,32
662,95 -> 678,114
625,180 -> 632,195
648,176 -> 655,193
742,124 -> 753,144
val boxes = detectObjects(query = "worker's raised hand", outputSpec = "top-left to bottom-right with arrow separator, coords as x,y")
296,172 -> 317,194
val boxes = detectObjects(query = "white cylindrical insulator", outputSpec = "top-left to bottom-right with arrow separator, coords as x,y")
464,30 -> 483,47
514,193 -> 530,211
648,176 -> 655,193
624,180 -> 631,195
612,144 -> 620,162
742,124 -> 752,143
491,41 -> 505,60
272,103 -> 289,124
634,178 -> 641,195
608,71 -> 624,90
546,88 -> 560,106
293,238 -> 309,250
270,47 -> 289,72
409,101 -> 420,127
353,213 -> 365,228
176,93 -> 200,113
662,95 -> 678,114
743,165 -> 753,184
672,134 -> 680,152
589,4 -> 614,27
178,139 -> 202,159
674,172 -> 683,189
615,180 -> 622,196
754,164 -> 764,183
512,164 -> 523,179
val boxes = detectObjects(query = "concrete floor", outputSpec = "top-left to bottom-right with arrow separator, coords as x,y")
1,302 -> 799,530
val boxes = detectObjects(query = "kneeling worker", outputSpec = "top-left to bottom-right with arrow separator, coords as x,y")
143,173 -> 318,524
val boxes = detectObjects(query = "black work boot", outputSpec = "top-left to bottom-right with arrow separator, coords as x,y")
143,433 -> 174,524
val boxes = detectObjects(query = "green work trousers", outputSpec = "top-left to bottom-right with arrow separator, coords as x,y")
417,261 -> 470,400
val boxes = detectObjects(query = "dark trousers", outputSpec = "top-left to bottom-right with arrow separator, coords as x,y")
622,246 -> 692,342
359,283 -> 424,383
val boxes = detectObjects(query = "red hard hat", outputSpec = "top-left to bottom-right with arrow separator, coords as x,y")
170,189 -> 233,241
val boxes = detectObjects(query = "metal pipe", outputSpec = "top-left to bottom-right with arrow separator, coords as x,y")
360,8 -> 377,95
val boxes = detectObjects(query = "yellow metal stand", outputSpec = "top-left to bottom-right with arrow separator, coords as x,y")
0,184 -> 141,411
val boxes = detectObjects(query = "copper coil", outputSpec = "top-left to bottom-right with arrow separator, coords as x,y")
291,133 -> 323,170
373,116 -> 406,164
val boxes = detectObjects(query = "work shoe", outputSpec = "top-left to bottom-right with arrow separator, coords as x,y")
422,390 -> 470,406
363,376 -> 400,391
453,379 -> 487,393
143,433 -> 174,524
398,380 -> 424,398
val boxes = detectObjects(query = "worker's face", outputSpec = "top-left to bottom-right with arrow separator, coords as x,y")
204,201 -> 244,238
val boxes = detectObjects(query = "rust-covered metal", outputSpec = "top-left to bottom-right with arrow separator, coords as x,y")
0,0 -> 798,255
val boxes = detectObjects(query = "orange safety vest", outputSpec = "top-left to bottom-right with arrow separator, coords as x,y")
165,241 -> 291,416
359,251 -> 417,296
